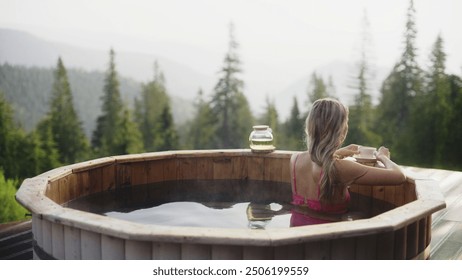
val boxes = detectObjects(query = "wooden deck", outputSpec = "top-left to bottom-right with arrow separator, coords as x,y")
1,166 -> 461,260
403,167 -> 462,260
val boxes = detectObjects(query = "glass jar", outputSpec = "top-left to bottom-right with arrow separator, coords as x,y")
249,125 -> 275,153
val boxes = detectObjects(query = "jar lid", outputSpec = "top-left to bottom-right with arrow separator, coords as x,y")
253,125 -> 269,130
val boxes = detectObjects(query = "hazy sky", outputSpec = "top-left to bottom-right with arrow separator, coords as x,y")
1,0 -> 461,110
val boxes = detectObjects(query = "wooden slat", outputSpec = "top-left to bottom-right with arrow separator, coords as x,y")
243,246 -> 274,260
101,163 -> 116,192
406,222 -> 419,259
393,227 -> 407,260
331,237 -> 356,259
181,244 -> 211,260
64,226 -> 81,260
212,245 -> 242,259
152,242 -> 181,260
125,240 -> 151,260
303,241 -> 331,260
355,234 -> 377,259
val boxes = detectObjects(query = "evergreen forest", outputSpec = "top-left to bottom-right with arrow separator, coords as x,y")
1,1 -> 462,223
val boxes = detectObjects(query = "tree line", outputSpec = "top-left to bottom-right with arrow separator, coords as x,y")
1,1 -> 462,223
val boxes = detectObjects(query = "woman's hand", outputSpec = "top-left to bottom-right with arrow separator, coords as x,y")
375,146 -> 391,161
335,144 -> 360,158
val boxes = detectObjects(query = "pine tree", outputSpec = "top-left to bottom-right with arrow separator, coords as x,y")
92,49 -> 125,156
210,23 -> 253,148
410,35 -> 451,167
186,89 -> 218,149
375,0 -> 422,163
118,108 -> 144,154
46,57 -> 89,164
0,90 -> 15,177
444,74 -> 462,169
280,96 -> 305,150
307,72 -> 330,104
345,10 -> 381,147
134,61 -> 177,151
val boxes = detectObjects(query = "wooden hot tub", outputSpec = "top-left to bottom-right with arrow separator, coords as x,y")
15,150 -> 446,259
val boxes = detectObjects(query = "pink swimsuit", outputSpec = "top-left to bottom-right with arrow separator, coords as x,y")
291,154 -> 350,226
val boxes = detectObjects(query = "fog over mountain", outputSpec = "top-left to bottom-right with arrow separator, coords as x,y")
0,28 -> 387,122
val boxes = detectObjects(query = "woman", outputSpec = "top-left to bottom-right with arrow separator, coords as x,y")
290,98 -> 406,226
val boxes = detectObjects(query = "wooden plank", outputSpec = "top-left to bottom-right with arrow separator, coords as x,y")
211,245 -> 242,259
243,246 -> 274,260
146,159 -> 165,183
75,171 -> 89,198
88,167 -> 103,195
331,237 -> 356,259
406,222 -> 419,259
81,230 -> 101,260
355,234 -> 377,259
247,157 -> 265,181
131,161 -> 148,186
393,227 -> 407,260
67,173 -> 78,201
383,185 -> 396,206
376,231 -> 394,259
32,215 -> 43,249
116,163 -> 131,188
177,158 -> 197,180
213,157 -> 233,180
394,182 -> 406,207
64,226 -> 81,260
231,156 -> 248,180
125,240 -> 152,260
196,157 -> 214,180
163,158 -> 178,181
274,244 -> 304,259
418,218 -> 428,253
303,241 -> 331,260
101,163 -> 116,192
181,244 -> 211,260
42,219 -> 52,256
152,242 -> 181,260
51,223 -> 65,259
56,177 -> 67,205
46,181 -> 59,203
265,157 -> 283,182
101,235 -> 125,260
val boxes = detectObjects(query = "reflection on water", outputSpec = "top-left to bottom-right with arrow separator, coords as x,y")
106,201 -> 292,229
65,179 -> 390,229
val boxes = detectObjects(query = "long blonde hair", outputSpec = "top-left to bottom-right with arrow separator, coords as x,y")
305,98 -> 348,203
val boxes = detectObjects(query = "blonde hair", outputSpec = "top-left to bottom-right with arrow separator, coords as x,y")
306,98 -> 348,203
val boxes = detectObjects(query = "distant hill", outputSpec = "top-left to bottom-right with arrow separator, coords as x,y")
0,28 -> 215,99
0,28 -> 200,136
0,63 -> 194,138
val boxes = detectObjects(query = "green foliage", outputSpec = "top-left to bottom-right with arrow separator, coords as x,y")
279,96 -> 306,151
0,63 -> 141,137
45,58 -> 90,164
210,23 -> 254,148
344,10 -> 381,148
134,61 -> 178,152
306,72 -> 334,105
0,170 -> 28,223
185,89 -> 218,149
374,0 -> 423,164
92,49 -> 135,157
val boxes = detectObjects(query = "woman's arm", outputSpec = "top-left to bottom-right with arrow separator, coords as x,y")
336,146 -> 406,186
